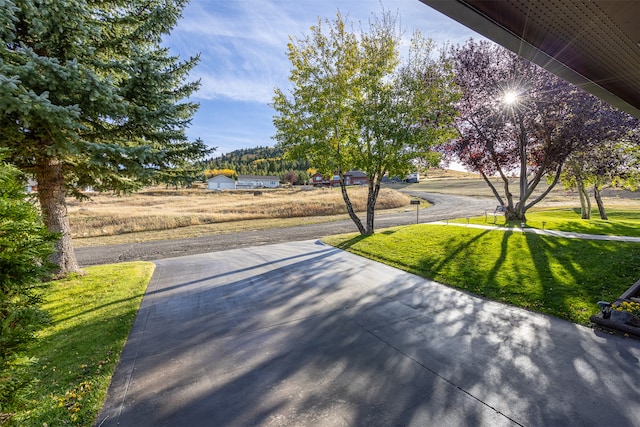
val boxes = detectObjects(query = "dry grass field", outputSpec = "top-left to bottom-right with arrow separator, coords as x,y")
68,186 -> 410,241
68,169 -> 639,246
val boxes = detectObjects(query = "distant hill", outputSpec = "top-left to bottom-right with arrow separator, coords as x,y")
198,146 -> 475,184
198,146 -> 314,184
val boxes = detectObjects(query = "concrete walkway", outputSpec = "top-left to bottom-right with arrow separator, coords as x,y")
96,240 -> 640,427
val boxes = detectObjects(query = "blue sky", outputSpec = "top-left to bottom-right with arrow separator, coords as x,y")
163,0 -> 483,157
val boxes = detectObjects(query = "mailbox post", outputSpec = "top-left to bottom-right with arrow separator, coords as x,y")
410,200 -> 420,224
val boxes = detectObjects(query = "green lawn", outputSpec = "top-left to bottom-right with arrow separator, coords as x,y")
12,262 -> 154,427
323,220 -> 640,325
458,208 -> 640,238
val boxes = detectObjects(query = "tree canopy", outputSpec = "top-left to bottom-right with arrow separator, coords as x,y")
272,11 -> 459,234
563,137 -> 640,220
199,146 -> 314,184
0,0 -> 211,274
0,154 -> 56,418
448,40 -> 638,220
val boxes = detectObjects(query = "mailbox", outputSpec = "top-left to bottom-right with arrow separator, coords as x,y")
410,200 -> 420,224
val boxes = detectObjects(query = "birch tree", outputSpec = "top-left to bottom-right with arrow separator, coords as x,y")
272,11 -> 458,234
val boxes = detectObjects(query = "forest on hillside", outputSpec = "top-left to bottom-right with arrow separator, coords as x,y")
198,146 -> 315,184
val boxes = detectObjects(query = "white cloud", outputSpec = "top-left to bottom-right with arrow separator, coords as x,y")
177,2 -> 298,48
193,73 -> 277,104
168,0 -> 483,103
163,0 -> 484,147
167,1 -> 303,103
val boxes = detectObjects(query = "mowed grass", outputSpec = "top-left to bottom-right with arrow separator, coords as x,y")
524,209 -> 640,237
12,262 -> 154,427
68,186 -> 410,240
323,221 -> 640,325
449,208 -> 640,238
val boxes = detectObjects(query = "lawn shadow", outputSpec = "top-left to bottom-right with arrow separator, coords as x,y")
415,228 -> 494,281
523,232 -> 640,323
330,234 -> 370,250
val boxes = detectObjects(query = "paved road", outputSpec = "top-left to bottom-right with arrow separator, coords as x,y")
76,192 -> 495,266
96,240 -> 640,427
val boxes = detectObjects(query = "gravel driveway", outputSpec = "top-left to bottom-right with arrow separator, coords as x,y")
75,192 -> 495,266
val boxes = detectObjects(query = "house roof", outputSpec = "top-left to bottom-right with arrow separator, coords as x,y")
420,0 -> 640,118
207,175 -> 235,182
346,171 -> 367,178
237,174 -> 280,181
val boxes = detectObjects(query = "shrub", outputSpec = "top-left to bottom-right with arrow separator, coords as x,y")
613,301 -> 640,316
0,156 -> 57,422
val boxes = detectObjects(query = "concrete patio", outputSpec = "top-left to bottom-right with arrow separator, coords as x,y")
96,240 -> 640,426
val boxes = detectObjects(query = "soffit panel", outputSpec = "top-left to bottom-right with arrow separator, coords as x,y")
420,0 -> 640,118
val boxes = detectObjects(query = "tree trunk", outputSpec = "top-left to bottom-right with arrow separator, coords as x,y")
365,178 -> 381,234
594,186 -> 608,220
480,171 -> 504,207
501,175 -> 515,211
516,110 -> 528,214
576,175 -> 591,219
339,177 -> 366,235
35,157 -> 83,276
505,207 -> 526,221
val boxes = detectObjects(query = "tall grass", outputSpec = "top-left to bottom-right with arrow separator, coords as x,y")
68,187 -> 409,238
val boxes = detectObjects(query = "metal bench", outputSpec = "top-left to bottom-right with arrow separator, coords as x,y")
485,205 -> 506,223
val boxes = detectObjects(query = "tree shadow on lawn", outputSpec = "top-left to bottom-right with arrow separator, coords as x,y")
330,234 -> 370,250
412,226 -> 640,324
413,228 -> 501,291
523,232 -> 640,322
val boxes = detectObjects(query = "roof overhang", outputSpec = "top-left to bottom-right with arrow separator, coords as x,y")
419,0 -> 640,118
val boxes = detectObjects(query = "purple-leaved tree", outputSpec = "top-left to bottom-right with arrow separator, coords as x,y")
448,40 -> 637,220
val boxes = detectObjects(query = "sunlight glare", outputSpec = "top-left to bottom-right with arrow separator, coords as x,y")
503,91 -> 518,105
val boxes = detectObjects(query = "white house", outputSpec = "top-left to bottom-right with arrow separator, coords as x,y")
207,175 -> 236,190
236,175 -> 280,189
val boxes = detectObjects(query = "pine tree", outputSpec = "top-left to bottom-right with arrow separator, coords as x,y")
0,0 -> 211,275
199,146 -> 312,178
0,154 -> 56,419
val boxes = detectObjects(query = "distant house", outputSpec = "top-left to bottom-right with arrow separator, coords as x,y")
345,170 -> 368,186
207,175 -> 236,190
237,174 -> 280,189
311,173 -> 330,187
327,171 -> 369,187
25,178 -> 96,193
405,172 -> 420,183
